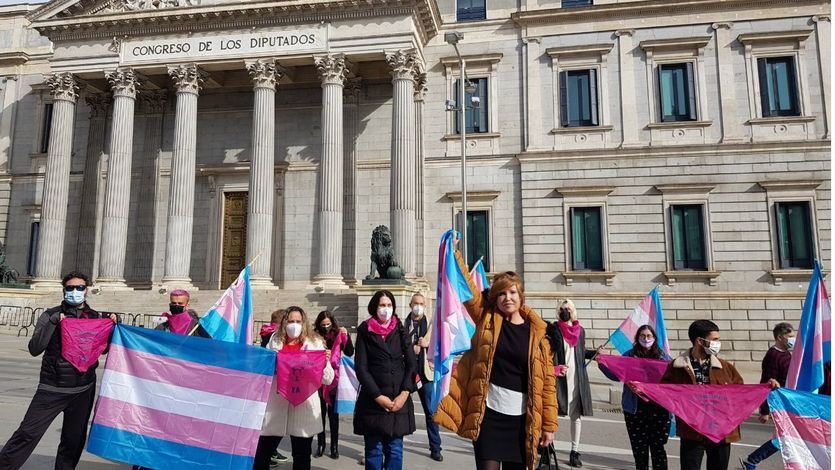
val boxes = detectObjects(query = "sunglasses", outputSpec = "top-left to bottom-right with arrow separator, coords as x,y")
64,285 -> 87,292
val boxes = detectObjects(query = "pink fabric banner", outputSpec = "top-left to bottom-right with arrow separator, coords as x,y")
61,318 -> 114,373
322,331 -> 347,406
631,382 -> 771,443
163,311 -> 192,335
597,354 -> 670,384
275,349 -> 327,406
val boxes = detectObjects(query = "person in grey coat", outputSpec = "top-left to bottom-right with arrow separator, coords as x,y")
546,299 -> 595,468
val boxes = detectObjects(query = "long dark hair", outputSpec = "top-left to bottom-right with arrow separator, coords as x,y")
631,324 -> 664,359
367,290 -> 397,316
314,310 -> 339,337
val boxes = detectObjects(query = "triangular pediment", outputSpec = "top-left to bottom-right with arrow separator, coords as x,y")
29,0 -> 206,22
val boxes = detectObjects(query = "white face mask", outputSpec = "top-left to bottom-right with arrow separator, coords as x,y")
703,340 -> 721,356
378,307 -> 393,322
786,337 -> 796,350
411,305 -> 424,318
285,322 -> 302,339
639,338 -> 655,349
64,290 -> 85,306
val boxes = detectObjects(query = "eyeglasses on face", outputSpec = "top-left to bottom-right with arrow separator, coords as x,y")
64,285 -> 87,292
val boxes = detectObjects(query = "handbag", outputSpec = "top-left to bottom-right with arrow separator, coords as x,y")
537,443 -> 560,470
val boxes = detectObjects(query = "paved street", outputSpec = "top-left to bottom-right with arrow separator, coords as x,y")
0,333 -> 782,470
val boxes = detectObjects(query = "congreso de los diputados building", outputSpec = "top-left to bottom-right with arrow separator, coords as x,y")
0,0 -> 830,379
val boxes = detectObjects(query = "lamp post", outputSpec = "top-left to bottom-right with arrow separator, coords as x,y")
444,31 -> 473,267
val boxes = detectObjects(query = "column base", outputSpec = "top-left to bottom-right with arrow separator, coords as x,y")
157,278 -> 198,294
29,278 -> 62,291
311,274 -> 350,291
250,276 -> 279,290
93,278 -> 134,291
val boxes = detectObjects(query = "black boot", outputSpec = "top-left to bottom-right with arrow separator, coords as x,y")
569,451 -> 582,468
329,442 -> 339,459
314,440 -> 325,458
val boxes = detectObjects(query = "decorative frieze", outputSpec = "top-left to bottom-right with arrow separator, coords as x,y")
167,64 -> 205,94
45,73 -> 79,103
107,0 -> 199,13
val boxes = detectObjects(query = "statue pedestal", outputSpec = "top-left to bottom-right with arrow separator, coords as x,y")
355,282 -> 424,326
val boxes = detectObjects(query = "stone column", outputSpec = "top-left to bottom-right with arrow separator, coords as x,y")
413,71 -> 427,278
162,64 -> 204,288
0,76 -> 18,245
245,59 -> 282,287
712,22 -> 744,143
76,93 -> 111,278
615,30 -> 641,147
138,91 -> 167,284
314,54 -> 351,286
386,50 -> 418,276
32,73 -> 79,288
97,69 -> 139,289
343,78 -> 361,283
812,15 -> 831,139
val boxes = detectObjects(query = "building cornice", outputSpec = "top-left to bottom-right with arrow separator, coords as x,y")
639,36 -> 712,52
737,29 -> 815,45
511,0 -> 827,27
545,43 -> 613,58
30,0 -> 441,45
440,53 -> 503,66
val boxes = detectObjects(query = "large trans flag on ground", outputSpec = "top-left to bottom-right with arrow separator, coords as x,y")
768,388 -> 831,469
87,325 -> 275,470
428,230 -> 476,413
609,286 -> 669,355
786,260 -> 831,392
200,266 -> 254,344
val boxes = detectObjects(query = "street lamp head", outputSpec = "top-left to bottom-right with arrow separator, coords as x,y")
444,32 -> 464,45
464,80 -> 477,94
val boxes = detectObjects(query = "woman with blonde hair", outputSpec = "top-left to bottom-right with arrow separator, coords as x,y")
435,237 -> 558,470
254,306 -> 334,470
547,299 -> 595,468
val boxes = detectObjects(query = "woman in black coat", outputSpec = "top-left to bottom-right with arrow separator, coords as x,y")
547,298 -> 595,468
353,290 -> 417,470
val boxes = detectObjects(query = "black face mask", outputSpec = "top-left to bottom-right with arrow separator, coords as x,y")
558,309 -> 571,322
169,304 -> 185,314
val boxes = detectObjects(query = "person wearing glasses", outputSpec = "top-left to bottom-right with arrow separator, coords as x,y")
155,288 -> 210,338
0,271 -> 116,469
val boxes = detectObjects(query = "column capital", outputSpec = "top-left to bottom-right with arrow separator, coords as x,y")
85,93 -> 112,118
343,77 -> 362,102
615,29 -> 635,37
167,63 -> 206,94
812,15 -> 831,23
45,72 -> 79,103
711,22 -> 734,30
385,50 -> 419,82
314,54 -> 353,86
245,59 -> 285,90
106,68 -> 140,99
140,89 -> 168,114
413,71 -> 427,100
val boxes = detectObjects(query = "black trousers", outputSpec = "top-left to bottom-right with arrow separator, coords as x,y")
679,438 -> 731,470
253,435 -> 313,470
317,389 -> 339,449
0,385 -> 96,470
624,401 -> 670,470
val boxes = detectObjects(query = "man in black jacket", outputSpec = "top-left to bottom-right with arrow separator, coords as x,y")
404,293 -> 443,462
154,288 -> 210,338
0,271 -> 115,470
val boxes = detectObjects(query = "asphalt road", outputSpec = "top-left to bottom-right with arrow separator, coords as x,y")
0,333 -> 782,469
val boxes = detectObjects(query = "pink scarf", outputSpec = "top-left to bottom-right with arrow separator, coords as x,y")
558,320 -> 582,347
260,323 -> 277,340
162,311 -> 193,335
367,315 -> 398,339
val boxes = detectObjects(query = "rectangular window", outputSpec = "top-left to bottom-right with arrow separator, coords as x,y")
560,69 -> 598,127
27,221 -> 39,276
457,210 -> 490,271
455,78 -> 489,134
571,207 -> 604,271
776,202 -> 814,269
39,103 -> 54,154
658,63 -> 697,122
670,205 -> 706,270
758,56 -> 800,117
457,0 -> 486,21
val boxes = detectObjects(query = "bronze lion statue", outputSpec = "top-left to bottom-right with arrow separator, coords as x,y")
366,225 -> 405,280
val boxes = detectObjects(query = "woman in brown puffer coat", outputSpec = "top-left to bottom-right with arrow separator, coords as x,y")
434,242 -> 558,470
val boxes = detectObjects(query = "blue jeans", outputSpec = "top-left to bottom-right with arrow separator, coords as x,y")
364,435 -> 404,470
417,385 -> 442,453
746,440 -> 779,465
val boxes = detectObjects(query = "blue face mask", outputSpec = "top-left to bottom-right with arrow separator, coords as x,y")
64,290 -> 85,306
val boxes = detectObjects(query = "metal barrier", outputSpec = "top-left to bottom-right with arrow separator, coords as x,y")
17,307 -> 40,337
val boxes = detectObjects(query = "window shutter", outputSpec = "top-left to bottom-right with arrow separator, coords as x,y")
787,203 -> 813,268
559,71 -> 569,127
589,69 -> 599,126
684,206 -> 706,269
478,78 -> 489,132
657,64 -> 669,122
686,62 -> 697,121
454,79 -> 461,134
585,208 -> 604,270
757,58 -> 773,117
786,59 -> 800,116
671,207 -> 686,269
776,203 -> 791,268
571,208 -> 585,270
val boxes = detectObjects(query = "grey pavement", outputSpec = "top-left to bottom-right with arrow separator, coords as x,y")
0,333 -> 782,470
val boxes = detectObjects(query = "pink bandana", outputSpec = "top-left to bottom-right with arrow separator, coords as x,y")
60,318 -> 114,373
162,311 -> 193,335
367,315 -> 398,339
558,320 -> 582,347
275,349 -> 327,406
322,331 -> 348,405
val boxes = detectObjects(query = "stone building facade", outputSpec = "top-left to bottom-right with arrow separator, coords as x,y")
0,0 -> 830,366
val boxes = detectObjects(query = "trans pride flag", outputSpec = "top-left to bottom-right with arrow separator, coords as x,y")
470,257 -> 490,293
786,260 -> 831,392
87,325 -> 275,469
428,230 -> 476,413
609,286 -> 669,355
335,355 -> 360,414
768,388 -> 831,469
200,266 -> 253,344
